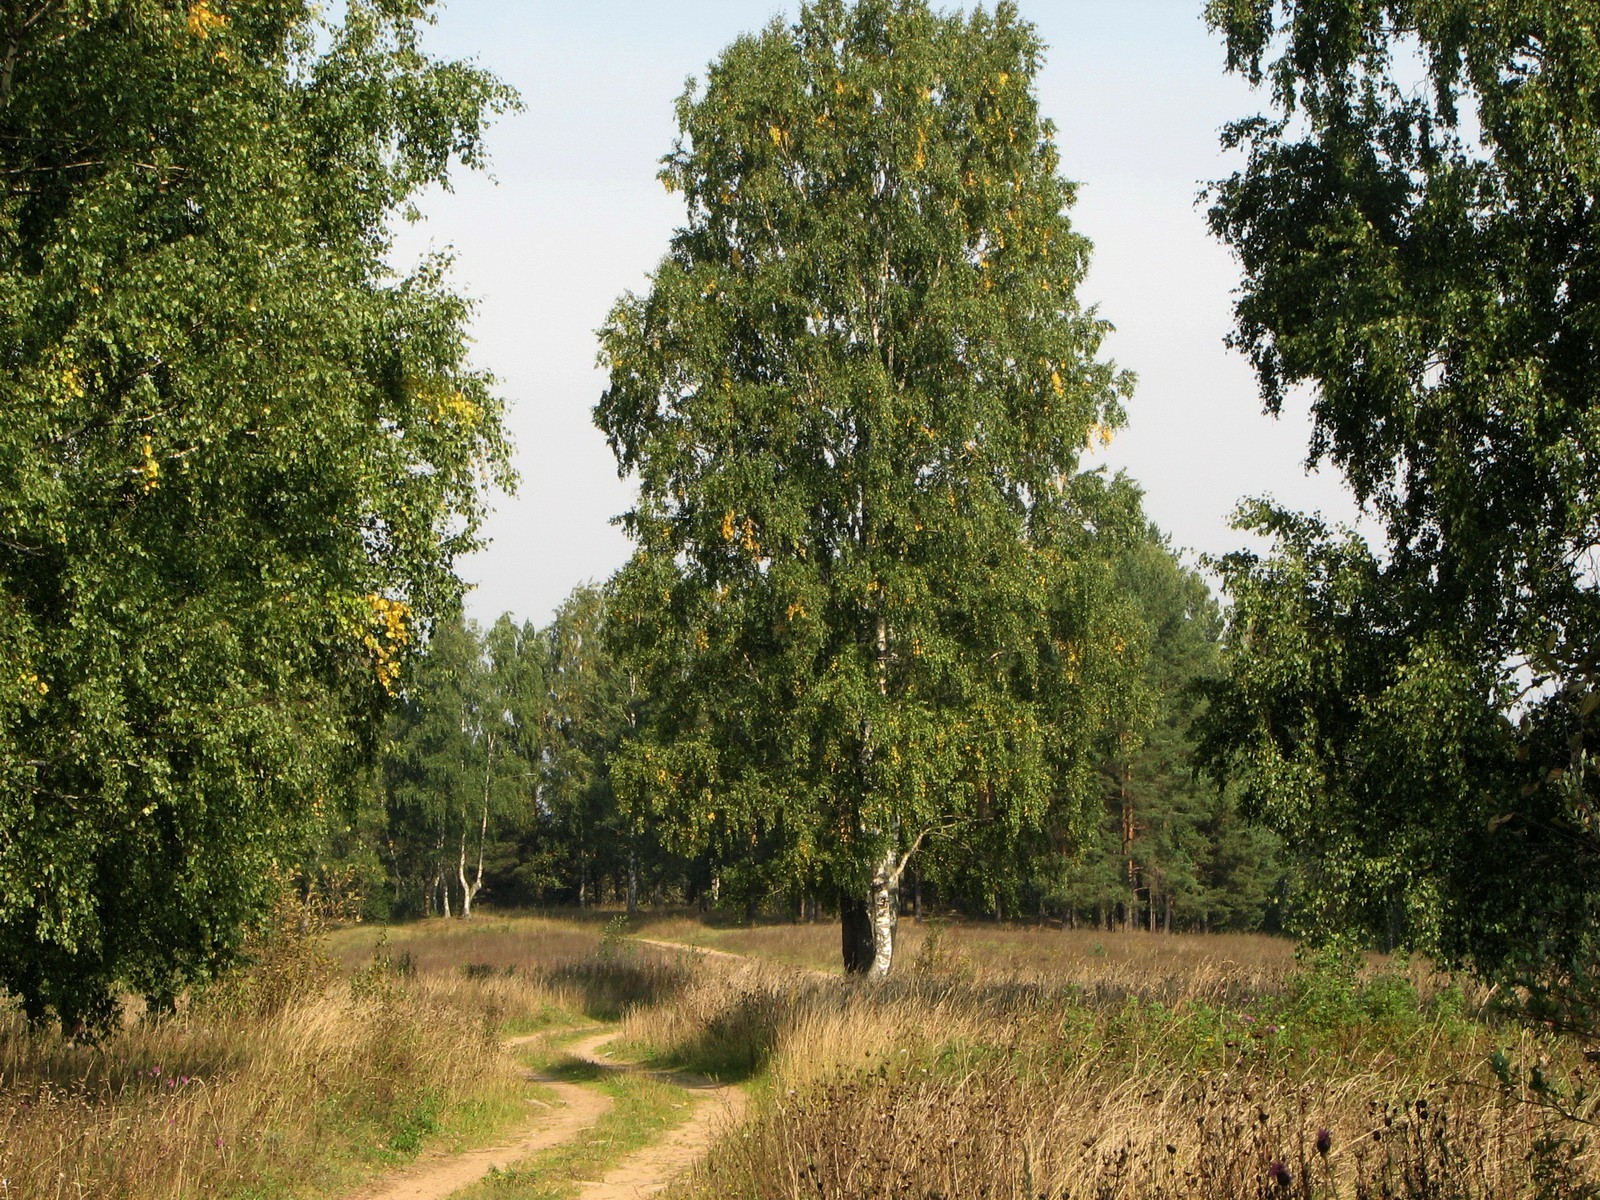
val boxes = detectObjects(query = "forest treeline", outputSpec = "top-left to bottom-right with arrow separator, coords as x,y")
6,0 -> 1599,1027
308,518 -> 1286,935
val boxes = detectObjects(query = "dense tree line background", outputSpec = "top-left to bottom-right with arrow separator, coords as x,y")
308,511 -> 1287,936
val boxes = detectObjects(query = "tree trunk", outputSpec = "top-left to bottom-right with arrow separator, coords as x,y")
841,892 -> 874,974
626,846 -> 639,916
867,845 -> 898,977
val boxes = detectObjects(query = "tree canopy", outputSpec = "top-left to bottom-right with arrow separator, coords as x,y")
595,0 -> 1141,975
1202,0 -> 1600,1015
0,0 -> 513,1027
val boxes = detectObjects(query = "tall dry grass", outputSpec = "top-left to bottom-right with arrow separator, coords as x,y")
0,981 -> 517,1200
0,909 -> 679,1200
625,930 -> 1596,1199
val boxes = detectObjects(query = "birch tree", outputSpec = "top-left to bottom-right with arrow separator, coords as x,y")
0,0 -> 512,1027
597,0 -> 1140,975
1202,0 -> 1600,1015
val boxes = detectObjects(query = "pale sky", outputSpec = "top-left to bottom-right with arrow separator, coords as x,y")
392,1 -> 1359,629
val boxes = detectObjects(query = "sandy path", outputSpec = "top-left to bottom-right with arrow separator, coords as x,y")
571,1039 -> 748,1200
351,1024 -> 747,1200
634,936 -> 834,981
352,1030 -> 617,1200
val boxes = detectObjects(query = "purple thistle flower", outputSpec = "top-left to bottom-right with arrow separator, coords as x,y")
1316,1127 -> 1332,1156
1269,1159 -> 1292,1189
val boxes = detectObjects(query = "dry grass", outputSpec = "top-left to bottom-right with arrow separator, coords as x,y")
0,909 -> 672,1200
612,919 -> 1598,1200
0,976 -> 523,1199
6,908 -> 1585,1200
632,911 -> 1304,998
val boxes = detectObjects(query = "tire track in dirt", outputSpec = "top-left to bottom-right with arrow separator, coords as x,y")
352,938 -> 822,1200
351,1024 -> 747,1200
352,1030 -> 617,1200
571,1037 -> 747,1200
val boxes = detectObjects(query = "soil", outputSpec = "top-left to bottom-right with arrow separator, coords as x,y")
350,1023 -> 746,1200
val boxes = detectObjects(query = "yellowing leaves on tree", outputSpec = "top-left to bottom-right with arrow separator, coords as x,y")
430,389 -> 481,428
58,366 -> 86,401
136,435 -> 159,492
186,0 -> 227,38
1050,369 -> 1064,397
362,593 -> 412,694
593,0 -> 1142,980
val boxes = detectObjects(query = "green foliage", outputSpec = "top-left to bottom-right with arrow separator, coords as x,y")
195,891 -> 336,1021
387,1093 -> 442,1154
1201,0 -> 1600,1020
0,0 -> 514,1025
383,611 -> 541,917
539,585 -> 648,906
595,0 -> 1140,970
1045,524 -> 1283,932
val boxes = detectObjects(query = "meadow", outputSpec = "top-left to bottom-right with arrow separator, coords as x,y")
0,906 -> 1595,1199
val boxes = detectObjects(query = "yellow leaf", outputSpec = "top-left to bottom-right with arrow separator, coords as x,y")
186,0 -> 227,38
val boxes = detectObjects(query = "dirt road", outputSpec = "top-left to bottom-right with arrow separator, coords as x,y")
352,1023 -> 745,1200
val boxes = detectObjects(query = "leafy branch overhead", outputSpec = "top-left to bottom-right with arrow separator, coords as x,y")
1201,0 -> 1600,1018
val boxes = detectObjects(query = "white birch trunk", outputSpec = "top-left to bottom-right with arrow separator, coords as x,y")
867,844 -> 899,978
460,734 -> 492,919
